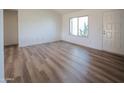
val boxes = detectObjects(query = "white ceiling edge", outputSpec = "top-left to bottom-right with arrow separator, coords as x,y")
4,9 -> 83,15
52,9 -> 82,14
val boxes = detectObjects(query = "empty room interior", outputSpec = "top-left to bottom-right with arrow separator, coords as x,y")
0,9 -> 124,83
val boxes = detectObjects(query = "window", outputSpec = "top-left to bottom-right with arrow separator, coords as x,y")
70,16 -> 88,37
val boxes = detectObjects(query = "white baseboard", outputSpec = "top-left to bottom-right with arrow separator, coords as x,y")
0,80 -> 7,83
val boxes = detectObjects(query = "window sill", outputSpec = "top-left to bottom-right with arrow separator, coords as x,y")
69,34 -> 88,38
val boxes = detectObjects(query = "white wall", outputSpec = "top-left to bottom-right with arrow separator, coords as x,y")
4,10 -> 18,46
61,10 -> 124,55
0,10 -> 5,83
120,11 -> 124,55
18,10 -> 61,47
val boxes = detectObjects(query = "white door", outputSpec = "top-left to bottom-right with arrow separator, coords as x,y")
102,11 -> 121,54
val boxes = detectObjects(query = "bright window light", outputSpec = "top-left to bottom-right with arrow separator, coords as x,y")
70,16 -> 88,37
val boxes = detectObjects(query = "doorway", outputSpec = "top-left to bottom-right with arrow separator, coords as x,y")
4,10 -> 18,46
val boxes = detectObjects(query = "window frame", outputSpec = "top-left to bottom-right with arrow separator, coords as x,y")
69,15 -> 89,38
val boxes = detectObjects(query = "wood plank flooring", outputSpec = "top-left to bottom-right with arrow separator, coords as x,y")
4,41 -> 124,83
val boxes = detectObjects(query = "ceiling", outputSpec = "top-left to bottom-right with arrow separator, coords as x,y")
5,9 -> 82,14
53,9 -> 82,14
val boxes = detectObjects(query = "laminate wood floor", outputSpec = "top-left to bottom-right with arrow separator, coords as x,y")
4,41 -> 124,83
